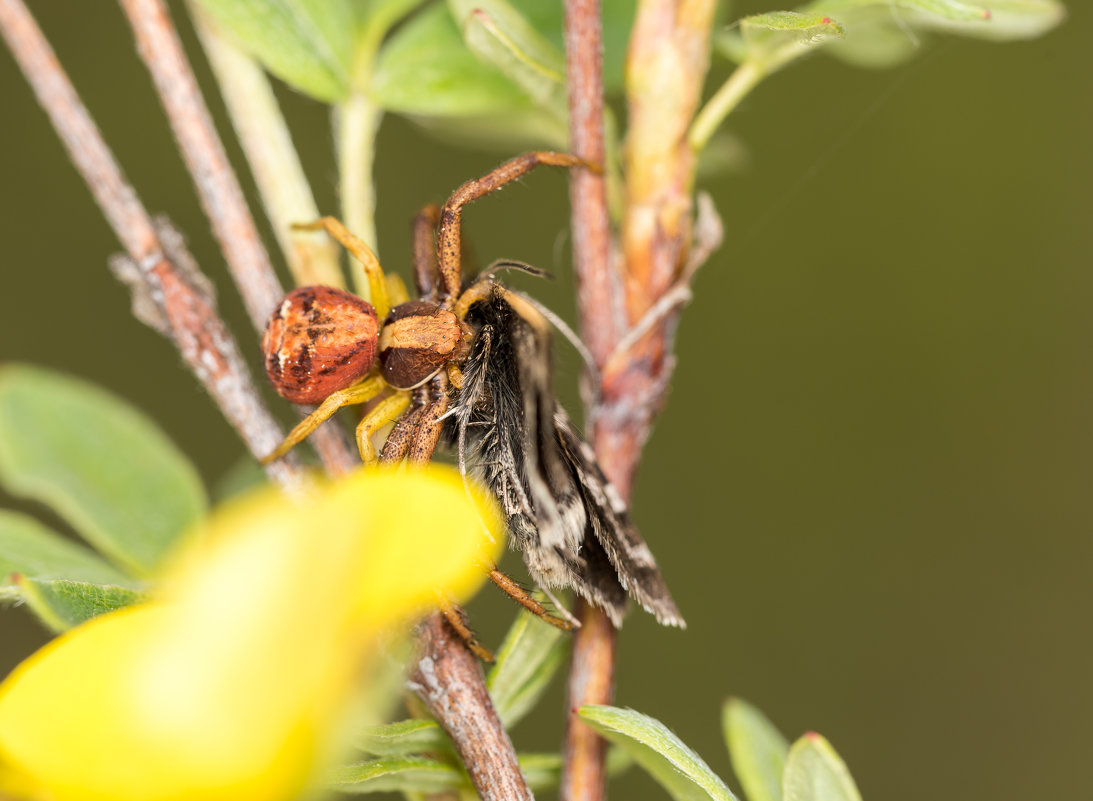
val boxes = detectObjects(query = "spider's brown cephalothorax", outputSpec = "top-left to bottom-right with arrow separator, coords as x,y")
262,285 -> 378,404
378,300 -> 471,390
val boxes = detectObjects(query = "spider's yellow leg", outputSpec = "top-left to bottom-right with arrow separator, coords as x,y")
261,375 -> 387,465
354,391 -> 412,465
292,217 -> 390,318
386,273 -> 410,307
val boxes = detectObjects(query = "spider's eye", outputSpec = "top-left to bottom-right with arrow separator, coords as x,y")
379,300 -> 469,389
262,285 -> 378,404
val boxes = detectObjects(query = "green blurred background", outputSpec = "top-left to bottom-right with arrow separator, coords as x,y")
1,2 -> 1090,799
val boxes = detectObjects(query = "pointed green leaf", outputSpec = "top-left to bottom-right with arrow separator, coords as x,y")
0,510 -> 145,630
19,578 -> 146,632
579,705 -> 739,801
487,607 -> 569,726
723,699 -> 790,801
0,365 -> 208,576
355,718 -> 450,757
193,0 -> 354,102
371,3 -> 530,116
329,756 -> 465,794
783,734 -> 862,801
448,0 -> 567,115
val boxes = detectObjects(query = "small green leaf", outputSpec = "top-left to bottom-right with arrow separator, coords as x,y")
19,578 -> 146,632
580,705 -> 739,801
355,718 -> 450,757
723,699 -> 790,801
0,365 -> 208,577
801,0 -> 1064,68
783,734 -> 862,801
329,756 -> 464,794
371,3 -> 531,116
0,510 -> 145,630
448,0 -> 567,115
487,607 -> 569,726
193,0 -> 354,101
726,12 -> 846,71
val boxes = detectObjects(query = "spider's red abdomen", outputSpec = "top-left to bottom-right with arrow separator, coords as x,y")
262,285 -> 378,404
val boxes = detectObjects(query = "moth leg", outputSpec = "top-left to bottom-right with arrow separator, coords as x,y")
437,595 -> 494,662
261,375 -> 387,464
488,569 -> 576,631
435,152 -> 598,301
412,203 -> 442,300
354,391 -> 411,465
292,217 -> 391,318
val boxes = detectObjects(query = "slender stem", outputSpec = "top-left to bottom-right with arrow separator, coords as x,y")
561,3 -> 619,801
336,92 -> 382,298
0,0 -> 305,493
564,0 -> 616,370
689,60 -> 763,152
118,0 -> 358,476
191,6 -> 344,289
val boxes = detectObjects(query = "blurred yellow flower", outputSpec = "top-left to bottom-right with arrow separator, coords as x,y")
0,465 -> 503,801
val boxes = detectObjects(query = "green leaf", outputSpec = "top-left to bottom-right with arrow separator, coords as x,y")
355,718 -> 450,757
19,578 -> 146,632
329,756 -> 465,794
448,0 -> 567,115
0,365 -> 208,577
0,510 -> 144,630
579,705 -> 739,801
723,12 -> 846,71
371,2 -> 531,116
783,734 -> 863,801
723,699 -> 790,801
487,607 -> 569,727
193,0 -> 354,102
801,0 -> 1065,68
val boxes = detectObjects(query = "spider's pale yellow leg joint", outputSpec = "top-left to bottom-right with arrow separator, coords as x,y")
261,375 -> 388,465
353,390 -> 412,465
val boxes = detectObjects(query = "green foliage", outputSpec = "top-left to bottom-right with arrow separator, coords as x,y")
0,510 -> 144,631
577,702 -> 863,801
487,606 -> 570,726
0,365 -> 207,578
580,705 -> 739,801
193,0 -> 355,101
724,699 -> 790,801
783,734 -> 863,801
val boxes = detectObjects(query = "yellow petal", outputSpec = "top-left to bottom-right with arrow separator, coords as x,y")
0,465 -> 503,801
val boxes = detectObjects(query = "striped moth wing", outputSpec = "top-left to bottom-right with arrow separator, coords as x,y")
452,284 -> 683,628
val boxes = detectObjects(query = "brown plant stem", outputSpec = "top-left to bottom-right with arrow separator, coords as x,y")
117,0 -> 356,475
561,3 -> 620,801
409,615 -> 533,801
0,0 -> 304,493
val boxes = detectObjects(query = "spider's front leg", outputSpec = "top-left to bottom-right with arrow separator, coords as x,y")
434,151 -> 599,301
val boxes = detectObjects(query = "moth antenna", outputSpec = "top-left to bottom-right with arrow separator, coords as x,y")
479,259 -> 554,280
510,290 -> 601,388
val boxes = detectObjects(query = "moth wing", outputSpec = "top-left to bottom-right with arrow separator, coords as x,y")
553,408 -> 686,628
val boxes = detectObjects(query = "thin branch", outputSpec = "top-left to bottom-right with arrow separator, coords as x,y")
565,0 -> 616,371
409,614 -> 533,801
117,0 -> 357,476
335,93 -> 382,296
190,6 -> 344,289
0,0 -> 304,493
562,3 -> 620,801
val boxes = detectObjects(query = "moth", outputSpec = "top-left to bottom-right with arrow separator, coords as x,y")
449,282 -> 684,628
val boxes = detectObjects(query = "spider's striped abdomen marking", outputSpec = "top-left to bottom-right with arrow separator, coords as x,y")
262,285 -> 378,404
